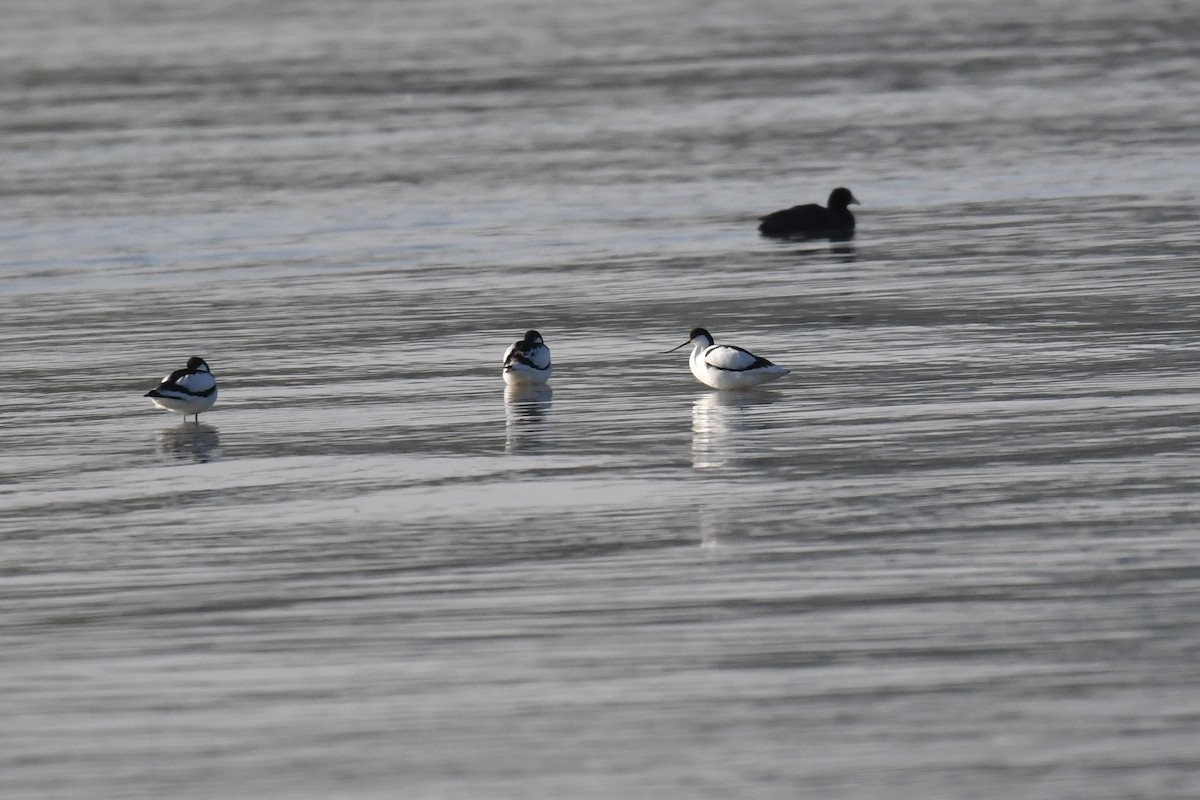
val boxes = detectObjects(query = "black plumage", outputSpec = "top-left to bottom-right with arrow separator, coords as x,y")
758,187 -> 859,239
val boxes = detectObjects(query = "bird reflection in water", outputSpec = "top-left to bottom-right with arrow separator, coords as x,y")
156,423 -> 221,463
699,510 -> 722,553
829,239 -> 856,261
504,384 -> 552,453
691,390 -> 780,470
780,238 -> 856,262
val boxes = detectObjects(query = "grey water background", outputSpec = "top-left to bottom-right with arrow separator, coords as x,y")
3,0 -> 1200,797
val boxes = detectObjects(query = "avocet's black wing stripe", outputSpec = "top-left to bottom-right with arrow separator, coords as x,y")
505,340 -> 551,370
507,352 -> 550,370
703,344 -> 775,372
147,369 -> 217,398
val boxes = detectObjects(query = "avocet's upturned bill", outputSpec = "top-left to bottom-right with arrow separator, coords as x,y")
502,330 -> 552,386
667,328 -> 788,390
145,356 -> 218,422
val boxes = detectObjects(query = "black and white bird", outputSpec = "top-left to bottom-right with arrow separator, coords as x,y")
145,356 -> 218,422
758,187 -> 859,238
667,328 -> 788,390
502,330 -> 552,386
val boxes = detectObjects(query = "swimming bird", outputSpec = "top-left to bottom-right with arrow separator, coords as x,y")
666,328 -> 789,390
758,186 -> 859,238
502,330 -> 552,385
145,356 -> 218,422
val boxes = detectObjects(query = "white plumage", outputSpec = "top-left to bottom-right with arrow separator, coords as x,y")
668,327 -> 789,390
502,330 -> 552,386
145,356 -> 218,421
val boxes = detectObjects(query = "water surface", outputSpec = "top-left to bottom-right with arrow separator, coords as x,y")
3,1 -> 1200,798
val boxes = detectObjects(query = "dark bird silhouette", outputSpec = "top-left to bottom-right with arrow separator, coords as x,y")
758,187 -> 859,239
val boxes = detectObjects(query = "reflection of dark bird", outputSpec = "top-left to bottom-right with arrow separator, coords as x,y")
502,330 -> 552,386
758,187 -> 859,238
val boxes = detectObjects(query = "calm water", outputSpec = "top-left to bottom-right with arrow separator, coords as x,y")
3,0 -> 1200,797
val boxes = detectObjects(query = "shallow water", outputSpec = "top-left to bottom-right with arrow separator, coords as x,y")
3,0 -> 1200,798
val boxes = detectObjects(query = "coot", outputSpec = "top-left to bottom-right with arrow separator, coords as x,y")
758,187 -> 859,238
